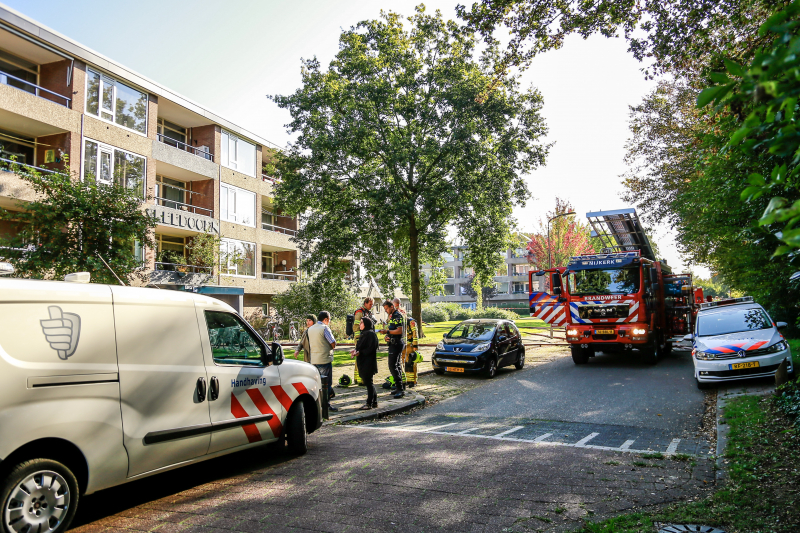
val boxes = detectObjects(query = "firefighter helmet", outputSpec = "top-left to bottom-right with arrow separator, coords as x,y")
339,374 -> 352,386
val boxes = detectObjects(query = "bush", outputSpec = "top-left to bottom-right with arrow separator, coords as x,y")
472,307 -> 519,320
437,302 -> 464,320
451,308 -> 475,321
775,377 -> 800,419
421,304 -> 450,323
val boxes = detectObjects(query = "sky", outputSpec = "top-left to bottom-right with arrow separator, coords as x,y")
7,0 -> 710,277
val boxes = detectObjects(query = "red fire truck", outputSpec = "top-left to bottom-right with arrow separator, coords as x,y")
528,208 -> 702,365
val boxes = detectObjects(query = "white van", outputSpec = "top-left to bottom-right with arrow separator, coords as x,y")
0,278 -> 322,533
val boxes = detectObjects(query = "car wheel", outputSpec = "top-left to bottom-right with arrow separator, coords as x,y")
696,379 -> 712,390
484,358 -> 498,379
285,402 -> 308,456
571,345 -> 589,365
433,368 -> 445,375
514,349 -> 525,370
1,458 -> 79,533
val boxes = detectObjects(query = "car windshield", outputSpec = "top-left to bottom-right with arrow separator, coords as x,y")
446,322 -> 496,341
567,268 -> 640,296
696,307 -> 773,337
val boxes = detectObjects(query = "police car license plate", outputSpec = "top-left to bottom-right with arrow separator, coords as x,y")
595,329 -> 614,335
447,367 -> 464,373
730,361 -> 759,370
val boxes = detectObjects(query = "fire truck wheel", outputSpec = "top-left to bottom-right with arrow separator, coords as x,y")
641,343 -> 659,365
285,402 -> 308,456
663,342 -> 673,357
571,346 -> 589,365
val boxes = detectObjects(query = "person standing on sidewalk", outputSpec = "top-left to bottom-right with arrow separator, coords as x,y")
295,314 -> 317,363
351,297 -> 374,385
307,311 -> 339,412
379,300 -> 406,398
352,316 -> 379,409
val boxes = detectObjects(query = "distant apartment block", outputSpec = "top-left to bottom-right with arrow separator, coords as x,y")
0,4 -> 297,314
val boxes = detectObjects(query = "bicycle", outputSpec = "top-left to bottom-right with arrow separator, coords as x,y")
261,321 -> 283,342
288,321 -> 299,342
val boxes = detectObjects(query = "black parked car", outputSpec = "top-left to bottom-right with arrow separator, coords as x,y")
432,319 -> 525,378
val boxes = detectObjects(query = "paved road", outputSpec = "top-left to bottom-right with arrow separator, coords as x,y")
432,347 -> 705,432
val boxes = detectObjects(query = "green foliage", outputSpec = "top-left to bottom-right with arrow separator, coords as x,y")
471,307 -> 518,320
692,274 -> 741,298
0,160 -> 155,284
185,231 -> 221,271
270,6 -> 548,336
421,304 -> 451,323
271,279 -> 359,324
775,376 -> 800,419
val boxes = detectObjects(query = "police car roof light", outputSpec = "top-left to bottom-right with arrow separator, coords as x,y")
698,296 -> 754,310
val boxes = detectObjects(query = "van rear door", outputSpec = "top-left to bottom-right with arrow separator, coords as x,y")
111,287 -> 212,477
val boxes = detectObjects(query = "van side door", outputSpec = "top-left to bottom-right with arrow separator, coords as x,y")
111,287 -> 212,477
196,305 -> 285,454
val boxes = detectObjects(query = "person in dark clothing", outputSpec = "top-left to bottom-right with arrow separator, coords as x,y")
379,300 -> 406,398
352,316 -> 379,409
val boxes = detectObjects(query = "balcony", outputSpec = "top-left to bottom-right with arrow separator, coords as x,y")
262,173 -> 281,185
156,133 -> 212,161
154,262 -> 212,274
1,157 -> 61,176
150,262 -> 212,286
261,221 -> 297,237
154,196 -> 212,217
0,70 -> 70,108
262,272 -> 297,281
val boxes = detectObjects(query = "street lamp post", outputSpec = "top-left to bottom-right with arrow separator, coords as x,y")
547,211 -> 576,269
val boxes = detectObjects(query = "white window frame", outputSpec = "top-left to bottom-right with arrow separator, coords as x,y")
84,67 -> 148,137
81,138 -> 147,199
220,238 -> 256,278
220,182 -> 256,228
220,130 -> 256,177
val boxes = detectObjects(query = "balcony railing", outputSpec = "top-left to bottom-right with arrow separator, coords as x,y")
0,157 -> 61,176
262,272 -> 297,281
262,222 -> 297,237
262,173 -> 281,184
157,133 -> 213,161
0,70 -> 71,108
154,196 -> 213,217
154,262 -> 212,274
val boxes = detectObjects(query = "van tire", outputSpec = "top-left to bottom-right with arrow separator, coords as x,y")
285,402 -> 308,456
1,458 -> 79,533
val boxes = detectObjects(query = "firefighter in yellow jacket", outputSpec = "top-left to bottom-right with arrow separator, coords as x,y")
351,297 -> 374,385
403,316 -> 420,386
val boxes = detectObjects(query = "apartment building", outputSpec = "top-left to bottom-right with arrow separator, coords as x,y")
0,5 -> 297,315
426,244 -> 540,311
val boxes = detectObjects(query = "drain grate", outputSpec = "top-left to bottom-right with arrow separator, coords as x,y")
659,526 -> 726,533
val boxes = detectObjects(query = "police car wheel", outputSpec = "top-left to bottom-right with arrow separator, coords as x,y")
696,379 -> 713,390
1,459 -> 79,533
285,403 -> 308,456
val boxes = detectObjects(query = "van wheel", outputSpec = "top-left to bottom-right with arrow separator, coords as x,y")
1,459 -> 79,533
285,402 -> 308,456
571,346 -> 589,365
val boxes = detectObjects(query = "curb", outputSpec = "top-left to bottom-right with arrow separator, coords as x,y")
322,392 -> 426,426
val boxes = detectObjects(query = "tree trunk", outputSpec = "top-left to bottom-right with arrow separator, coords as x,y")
408,215 -> 423,338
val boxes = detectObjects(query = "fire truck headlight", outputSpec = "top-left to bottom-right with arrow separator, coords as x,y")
567,329 -> 579,336
633,328 -> 647,336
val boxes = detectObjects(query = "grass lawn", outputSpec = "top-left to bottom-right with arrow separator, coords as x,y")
574,392 -> 800,532
419,317 -> 550,344
283,347 -> 388,367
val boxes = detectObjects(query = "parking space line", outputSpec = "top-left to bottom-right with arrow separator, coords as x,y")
419,423 -> 459,432
665,438 -> 681,455
493,426 -> 525,438
533,432 -> 553,442
573,432 -> 600,447
455,428 -> 479,435
619,439 -> 636,450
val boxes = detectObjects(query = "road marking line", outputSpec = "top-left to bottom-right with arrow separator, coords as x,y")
455,428 -> 479,435
619,439 -> 636,450
419,422 -> 459,432
573,432 -> 600,447
493,426 -> 525,438
665,438 -> 681,455
533,433 -> 553,442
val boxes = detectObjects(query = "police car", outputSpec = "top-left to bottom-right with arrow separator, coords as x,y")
688,296 -> 794,389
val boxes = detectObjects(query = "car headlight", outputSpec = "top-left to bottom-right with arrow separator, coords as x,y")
763,340 -> 788,353
694,350 -> 716,360
436,341 -> 445,350
473,342 -> 491,353
633,328 -> 647,335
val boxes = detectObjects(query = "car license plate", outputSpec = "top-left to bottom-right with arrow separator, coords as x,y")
595,329 -> 614,335
447,367 -> 464,373
730,361 -> 759,370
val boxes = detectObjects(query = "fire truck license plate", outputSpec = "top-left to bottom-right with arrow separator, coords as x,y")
447,367 -> 464,373
729,361 -> 759,370
595,329 -> 615,335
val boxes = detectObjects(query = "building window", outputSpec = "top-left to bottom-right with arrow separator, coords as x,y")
261,251 -> 273,274
0,129 -> 35,165
513,264 -> 530,275
155,234 -> 186,267
512,282 -> 529,294
440,266 -> 454,278
0,49 -> 38,95
512,247 -> 528,258
220,183 -> 256,227
442,251 -> 455,262
157,118 -> 187,146
496,282 -> 509,293
85,68 -> 147,134
221,238 -> 256,277
443,284 -> 455,295
83,139 -> 145,197
220,131 -> 256,177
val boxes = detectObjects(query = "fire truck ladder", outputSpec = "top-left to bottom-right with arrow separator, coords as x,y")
586,208 -> 657,262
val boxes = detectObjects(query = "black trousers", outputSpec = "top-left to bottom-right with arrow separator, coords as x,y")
362,373 -> 376,405
388,345 -> 405,390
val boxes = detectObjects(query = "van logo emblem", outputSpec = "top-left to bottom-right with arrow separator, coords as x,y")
40,306 -> 81,360
737,350 -> 746,358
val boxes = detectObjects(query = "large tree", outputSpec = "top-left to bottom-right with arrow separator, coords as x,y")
0,161 -> 155,284
526,198 -> 596,269
271,7 -> 549,331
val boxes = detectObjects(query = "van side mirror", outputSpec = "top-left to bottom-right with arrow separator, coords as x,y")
776,321 -> 788,330
271,342 -> 284,366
